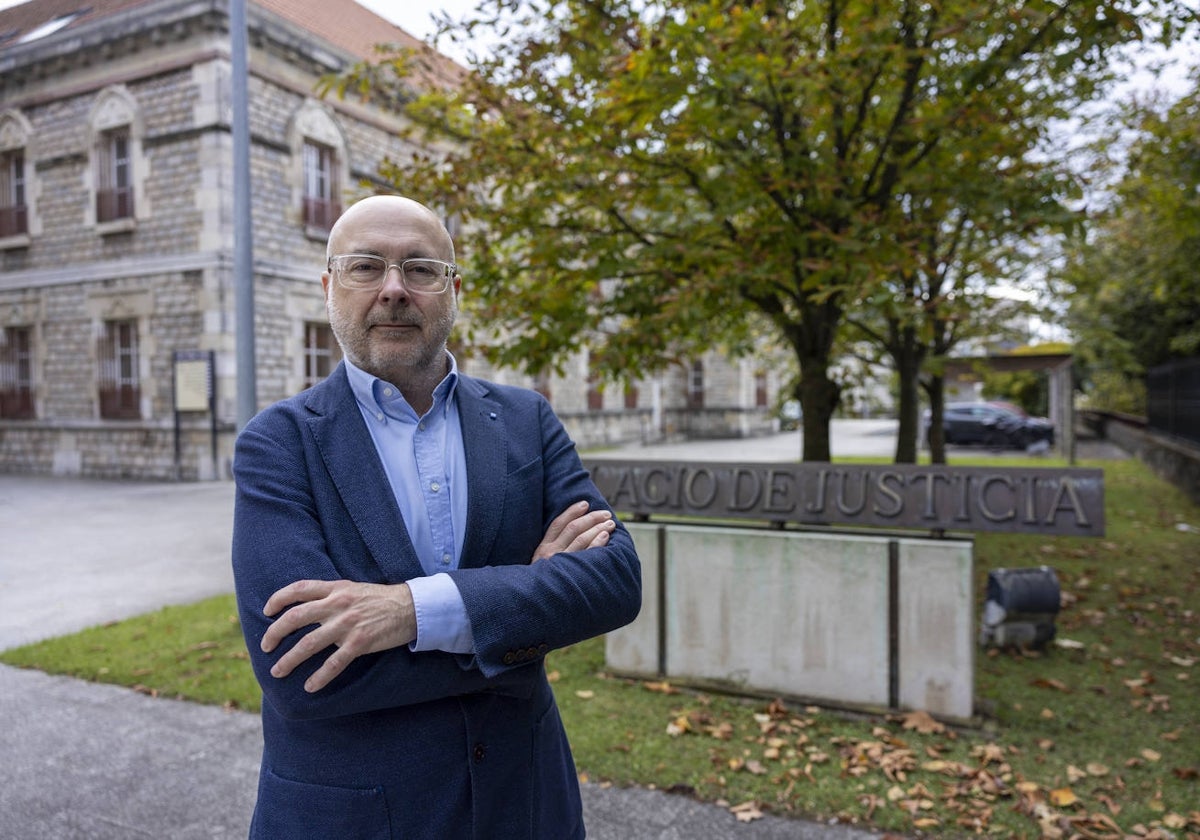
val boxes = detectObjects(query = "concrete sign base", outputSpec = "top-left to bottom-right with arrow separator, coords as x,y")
607,522 -> 975,721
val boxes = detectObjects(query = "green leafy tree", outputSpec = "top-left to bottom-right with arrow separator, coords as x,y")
1066,78 -> 1200,413
333,0 -> 1187,460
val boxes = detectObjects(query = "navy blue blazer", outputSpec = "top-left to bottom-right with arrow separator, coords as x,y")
231,363 -> 641,839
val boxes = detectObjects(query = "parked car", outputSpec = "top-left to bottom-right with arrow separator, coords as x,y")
925,401 -> 1055,450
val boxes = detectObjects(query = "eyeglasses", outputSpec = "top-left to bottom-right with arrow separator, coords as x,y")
327,254 -> 457,294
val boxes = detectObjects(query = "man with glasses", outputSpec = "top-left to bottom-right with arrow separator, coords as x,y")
231,195 -> 641,839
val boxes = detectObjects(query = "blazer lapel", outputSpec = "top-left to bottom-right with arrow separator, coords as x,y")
456,376 -> 508,569
305,365 -> 425,583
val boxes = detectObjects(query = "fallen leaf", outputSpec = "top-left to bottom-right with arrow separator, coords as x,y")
744,760 -> 768,775
1031,677 -> 1072,692
575,690 -> 594,700
1068,764 -> 1088,783
1086,762 -> 1111,777
1049,787 -> 1078,807
1172,766 -> 1199,780
1163,813 -> 1187,829
730,801 -> 763,822
899,710 -> 945,734
1141,748 -> 1162,762
643,681 -> 678,694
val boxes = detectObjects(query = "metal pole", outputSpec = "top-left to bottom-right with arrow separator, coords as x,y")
232,0 -> 256,429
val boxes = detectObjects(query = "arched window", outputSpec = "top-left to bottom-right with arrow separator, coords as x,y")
0,110 -> 35,243
88,86 -> 145,231
289,101 -> 349,236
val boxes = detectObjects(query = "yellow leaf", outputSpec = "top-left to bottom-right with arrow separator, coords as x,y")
1086,762 -> 1110,776
575,690 -> 594,699
1141,748 -> 1162,762
899,710 -> 945,734
1048,787 -> 1078,807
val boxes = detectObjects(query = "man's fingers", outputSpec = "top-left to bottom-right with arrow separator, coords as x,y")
566,518 -> 615,553
542,500 -> 590,543
263,578 -> 334,617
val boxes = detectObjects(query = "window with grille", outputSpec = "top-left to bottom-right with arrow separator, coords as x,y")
587,373 -> 604,411
98,319 -> 140,419
624,385 -> 639,410
755,371 -> 768,407
0,326 -> 34,419
0,150 -> 27,237
97,129 -> 134,222
304,322 -> 341,389
688,359 -> 705,408
302,140 -> 340,231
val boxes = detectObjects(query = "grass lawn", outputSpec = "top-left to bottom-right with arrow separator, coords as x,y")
2,456 -> 1197,837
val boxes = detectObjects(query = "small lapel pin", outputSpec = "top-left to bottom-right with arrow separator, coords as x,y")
489,412 -> 497,420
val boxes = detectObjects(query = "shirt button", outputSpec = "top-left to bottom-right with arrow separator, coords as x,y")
430,482 -> 440,492
374,412 -> 384,421
441,553 -> 451,565
418,422 -> 426,431
383,387 -> 393,397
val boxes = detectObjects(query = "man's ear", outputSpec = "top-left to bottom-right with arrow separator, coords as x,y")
321,272 -> 332,301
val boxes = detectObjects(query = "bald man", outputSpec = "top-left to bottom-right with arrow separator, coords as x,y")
232,195 -> 641,839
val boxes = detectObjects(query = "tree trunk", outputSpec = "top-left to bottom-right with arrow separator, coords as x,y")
797,368 -> 840,462
891,325 -> 925,464
923,375 -> 948,464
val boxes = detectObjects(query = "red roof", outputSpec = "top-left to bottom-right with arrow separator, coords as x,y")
0,0 -> 463,89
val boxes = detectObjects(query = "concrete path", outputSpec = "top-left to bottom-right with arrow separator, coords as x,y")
0,430 -> 891,840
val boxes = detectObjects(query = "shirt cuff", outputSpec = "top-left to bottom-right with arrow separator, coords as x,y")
407,572 -> 476,654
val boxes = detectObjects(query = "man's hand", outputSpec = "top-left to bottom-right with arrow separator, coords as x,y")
532,500 -> 616,563
260,580 -> 417,693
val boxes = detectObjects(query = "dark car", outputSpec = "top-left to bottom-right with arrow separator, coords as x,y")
925,401 -> 1055,450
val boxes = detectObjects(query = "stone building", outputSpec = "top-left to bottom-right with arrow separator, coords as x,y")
0,0 -> 784,481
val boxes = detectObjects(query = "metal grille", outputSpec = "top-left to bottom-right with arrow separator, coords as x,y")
1147,356 -> 1200,446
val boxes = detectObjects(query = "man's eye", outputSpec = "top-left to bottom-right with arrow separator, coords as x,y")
408,263 -> 437,277
348,259 -> 382,273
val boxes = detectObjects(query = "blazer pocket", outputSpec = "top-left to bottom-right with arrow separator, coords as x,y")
251,768 -> 392,840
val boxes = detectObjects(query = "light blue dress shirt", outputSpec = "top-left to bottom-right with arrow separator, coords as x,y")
343,357 -> 474,654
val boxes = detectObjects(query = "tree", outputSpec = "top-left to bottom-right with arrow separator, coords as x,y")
1066,77 -> 1200,413
334,0 -> 1187,461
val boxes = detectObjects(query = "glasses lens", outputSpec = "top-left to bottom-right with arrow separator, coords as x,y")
402,259 -> 451,292
336,255 -> 386,288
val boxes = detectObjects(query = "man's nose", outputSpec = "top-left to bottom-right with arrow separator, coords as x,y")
377,265 -> 410,301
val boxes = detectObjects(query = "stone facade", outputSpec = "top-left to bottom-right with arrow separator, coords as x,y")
0,0 -> 785,481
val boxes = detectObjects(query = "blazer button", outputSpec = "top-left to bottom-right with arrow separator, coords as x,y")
473,743 -> 486,763
503,652 -> 515,665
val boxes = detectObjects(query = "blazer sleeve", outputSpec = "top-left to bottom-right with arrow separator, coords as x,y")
231,408 -> 535,722
449,393 -> 642,678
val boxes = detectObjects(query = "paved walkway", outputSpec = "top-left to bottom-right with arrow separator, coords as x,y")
0,431 -> 891,840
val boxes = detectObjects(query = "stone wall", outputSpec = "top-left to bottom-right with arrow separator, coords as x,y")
1082,411 -> 1200,506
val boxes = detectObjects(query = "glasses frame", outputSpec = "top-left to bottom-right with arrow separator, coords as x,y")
327,253 -> 458,295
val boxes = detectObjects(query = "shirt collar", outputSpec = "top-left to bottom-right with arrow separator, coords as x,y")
344,354 -> 459,421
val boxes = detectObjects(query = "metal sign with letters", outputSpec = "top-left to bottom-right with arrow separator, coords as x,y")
584,460 -> 1104,536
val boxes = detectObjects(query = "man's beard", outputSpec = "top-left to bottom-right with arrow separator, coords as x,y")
327,293 -> 457,383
